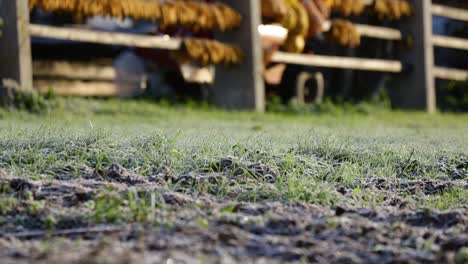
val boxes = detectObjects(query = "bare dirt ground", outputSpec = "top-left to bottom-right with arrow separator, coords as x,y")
1,164 -> 467,264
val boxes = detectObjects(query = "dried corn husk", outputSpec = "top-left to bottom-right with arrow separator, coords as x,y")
175,38 -> 243,66
324,19 -> 361,47
328,0 -> 365,16
29,0 -> 241,32
281,34 -> 306,53
374,0 -> 412,20
261,0 -> 288,21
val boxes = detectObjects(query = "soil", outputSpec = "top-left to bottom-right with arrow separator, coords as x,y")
0,164 -> 467,264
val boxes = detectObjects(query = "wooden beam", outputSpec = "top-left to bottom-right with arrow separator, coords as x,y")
390,0 -> 436,113
271,52 -> 403,72
432,4 -> 468,22
434,67 -> 468,81
0,18 -> 3,37
29,24 -> 182,50
432,35 -> 468,51
0,0 -> 33,90
34,79 -> 118,97
33,60 -> 116,81
213,0 -> 265,112
354,23 -> 402,41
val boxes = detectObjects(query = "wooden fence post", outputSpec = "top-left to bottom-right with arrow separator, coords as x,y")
212,0 -> 265,112
390,0 -> 436,112
0,0 -> 33,90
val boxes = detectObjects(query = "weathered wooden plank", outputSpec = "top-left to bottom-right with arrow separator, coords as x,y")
33,60 -> 116,81
434,66 -> 468,81
34,79 -> 118,97
432,4 -> 468,22
432,35 -> 468,51
0,18 -> 3,37
0,0 -> 33,90
213,0 -> 265,111
29,24 -> 182,50
354,23 -> 402,41
271,52 -> 403,72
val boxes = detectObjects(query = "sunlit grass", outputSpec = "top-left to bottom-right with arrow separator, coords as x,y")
0,98 -> 467,216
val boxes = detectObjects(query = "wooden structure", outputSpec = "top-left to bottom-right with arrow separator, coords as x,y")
29,24 -> 182,50
430,4 -> 468,84
0,0 -> 467,112
0,0 -> 32,90
212,0 -> 265,111
272,1 -> 468,113
390,0 -> 436,112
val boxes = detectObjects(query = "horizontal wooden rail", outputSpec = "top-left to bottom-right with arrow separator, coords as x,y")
432,35 -> 468,51
35,79 -> 118,97
29,24 -> 182,50
271,52 -> 403,72
33,60 -> 116,81
355,23 -> 402,41
322,21 -> 402,41
434,66 -> 468,81
432,4 -> 468,22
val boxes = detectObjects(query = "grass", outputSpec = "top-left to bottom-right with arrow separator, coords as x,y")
0,98 -> 467,264
0,97 -> 467,222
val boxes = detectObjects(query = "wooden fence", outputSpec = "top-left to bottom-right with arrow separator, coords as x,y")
0,0 -> 467,112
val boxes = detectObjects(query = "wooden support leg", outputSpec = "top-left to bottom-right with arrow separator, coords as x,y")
212,0 -> 265,112
390,0 -> 436,112
0,0 -> 33,90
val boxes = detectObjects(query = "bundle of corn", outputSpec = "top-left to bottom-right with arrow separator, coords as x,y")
29,0 -> 241,32
106,0 -> 162,20
327,0 -> 365,16
280,0 -> 309,53
260,0 -> 328,53
29,0 -> 161,20
159,1 -> 241,32
324,19 -> 361,47
175,38 -> 243,65
373,0 -> 412,20
281,35 -> 307,53
280,0 -> 309,35
261,0 -> 288,21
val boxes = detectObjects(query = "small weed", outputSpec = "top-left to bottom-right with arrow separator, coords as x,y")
424,188 -> 468,211
1,79 -> 58,113
91,189 -> 168,224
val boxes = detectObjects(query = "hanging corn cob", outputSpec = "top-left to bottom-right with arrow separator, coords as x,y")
279,0 -> 310,53
373,0 -> 412,20
174,38 -> 243,66
324,19 -> 361,47
260,0 -> 330,53
29,0 -> 241,32
325,0 -> 412,19
159,1 -> 241,32
327,0 -> 365,16
261,0 -> 288,21
29,0 -> 160,20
